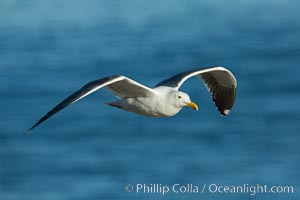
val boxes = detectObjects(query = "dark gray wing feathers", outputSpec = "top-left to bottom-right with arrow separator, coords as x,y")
200,72 -> 236,115
156,66 -> 237,116
26,75 -> 121,133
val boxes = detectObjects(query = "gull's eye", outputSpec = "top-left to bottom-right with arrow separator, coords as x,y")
178,95 -> 182,99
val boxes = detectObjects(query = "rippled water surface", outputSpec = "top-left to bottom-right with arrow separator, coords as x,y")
1,0 -> 300,199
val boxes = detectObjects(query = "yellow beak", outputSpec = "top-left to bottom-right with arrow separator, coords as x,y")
186,101 -> 198,111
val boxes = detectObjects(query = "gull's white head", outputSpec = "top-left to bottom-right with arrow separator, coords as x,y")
173,91 -> 198,111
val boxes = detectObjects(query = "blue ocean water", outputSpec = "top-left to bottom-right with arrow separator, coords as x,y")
0,0 -> 299,199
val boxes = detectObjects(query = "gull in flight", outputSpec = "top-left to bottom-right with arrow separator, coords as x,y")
27,66 -> 237,132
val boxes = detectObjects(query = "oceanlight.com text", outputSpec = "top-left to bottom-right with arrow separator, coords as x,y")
124,183 -> 294,196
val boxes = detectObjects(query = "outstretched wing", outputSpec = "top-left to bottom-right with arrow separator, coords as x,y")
156,66 -> 237,116
27,75 -> 155,133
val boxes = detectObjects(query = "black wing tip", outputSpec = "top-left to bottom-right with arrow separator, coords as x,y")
210,85 -> 236,117
26,128 -> 32,133
24,115 -> 48,135
23,124 -> 38,135
217,92 -> 235,116
22,127 -> 33,136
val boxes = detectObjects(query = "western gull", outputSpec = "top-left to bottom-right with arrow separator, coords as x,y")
27,66 -> 237,132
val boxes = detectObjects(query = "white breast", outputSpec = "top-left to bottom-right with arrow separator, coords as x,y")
120,86 -> 181,117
